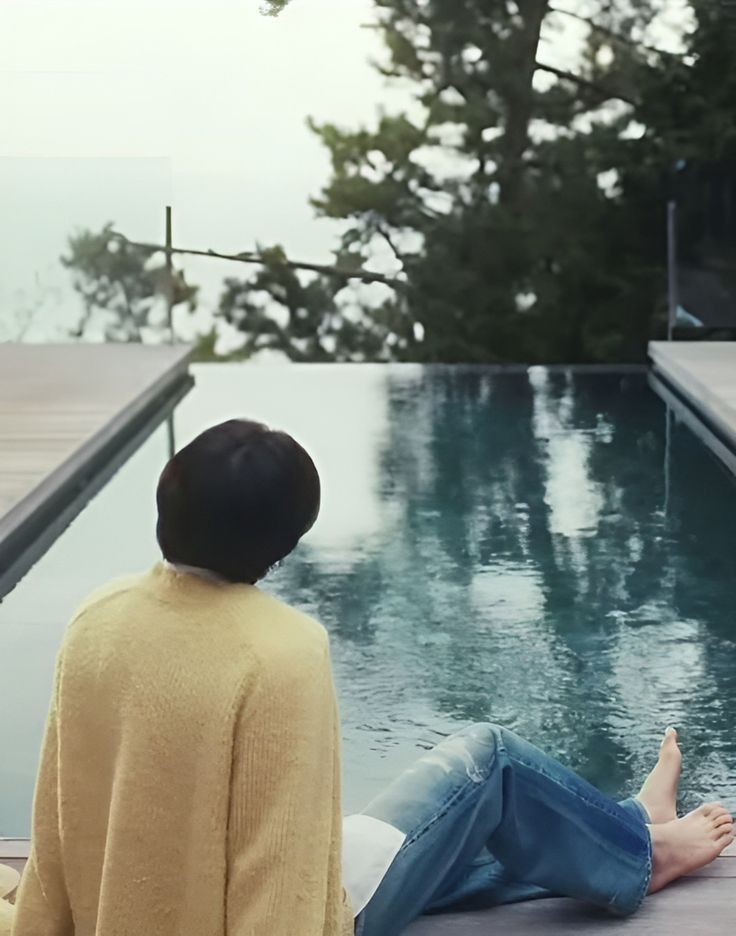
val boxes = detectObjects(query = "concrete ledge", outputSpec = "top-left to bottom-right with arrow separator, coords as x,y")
0,344 -> 193,600
649,342 -> 736,459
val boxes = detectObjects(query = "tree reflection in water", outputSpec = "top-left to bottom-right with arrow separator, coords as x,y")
269,368 -> 736,814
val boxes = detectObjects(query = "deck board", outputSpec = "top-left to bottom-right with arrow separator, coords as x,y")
408,843 -> 736,934
2,841 -> 733,932
0,343 -> 192,598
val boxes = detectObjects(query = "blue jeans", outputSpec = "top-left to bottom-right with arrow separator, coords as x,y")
354,723 -> 653,936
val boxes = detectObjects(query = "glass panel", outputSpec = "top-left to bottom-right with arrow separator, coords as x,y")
674,160 -> 736,328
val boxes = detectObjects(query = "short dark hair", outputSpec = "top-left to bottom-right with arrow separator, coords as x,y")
156,419 -> 320,583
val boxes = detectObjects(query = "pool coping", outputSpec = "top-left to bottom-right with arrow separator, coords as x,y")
648,341 -> 736,477
0,346 -> 193,601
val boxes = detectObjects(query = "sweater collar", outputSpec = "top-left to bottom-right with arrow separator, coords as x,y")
163,559 -> 228,585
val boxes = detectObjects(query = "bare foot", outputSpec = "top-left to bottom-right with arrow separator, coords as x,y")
649,802 -> 734,893
637,727 -> 682,824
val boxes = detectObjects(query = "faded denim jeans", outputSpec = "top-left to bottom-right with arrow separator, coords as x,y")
354,723 -> 652,936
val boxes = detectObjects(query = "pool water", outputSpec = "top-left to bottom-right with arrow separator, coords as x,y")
1,364 -> 735,836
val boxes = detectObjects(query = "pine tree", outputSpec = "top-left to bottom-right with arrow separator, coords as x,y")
305,0 -> 689,362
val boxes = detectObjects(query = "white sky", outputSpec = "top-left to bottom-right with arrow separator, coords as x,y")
0,0 -> 690,342
0,0 -> 402,339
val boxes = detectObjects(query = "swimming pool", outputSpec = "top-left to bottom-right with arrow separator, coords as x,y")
1,364 -> 735,836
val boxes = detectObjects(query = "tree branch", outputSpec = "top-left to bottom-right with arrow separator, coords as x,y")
547,5 -> 679,57
376,223 -> 407,268
109,232 -> 407,291
534,60 -> 638,106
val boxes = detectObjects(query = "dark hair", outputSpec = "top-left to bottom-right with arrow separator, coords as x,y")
156,419 -> 320,583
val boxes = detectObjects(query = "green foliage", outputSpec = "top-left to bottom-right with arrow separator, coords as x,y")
217,245 -> 415,361
277,0 -> 733,363
191,327 -> 223,362
62,224 -> 197,342
61,3 -> 736,363
302,0 -> 688,363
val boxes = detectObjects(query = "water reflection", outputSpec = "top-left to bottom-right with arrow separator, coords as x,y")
269,368 -> 736,813
0,365 -> 734,832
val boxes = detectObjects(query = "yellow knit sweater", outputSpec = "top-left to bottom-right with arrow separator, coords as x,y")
5,563 -> 354,936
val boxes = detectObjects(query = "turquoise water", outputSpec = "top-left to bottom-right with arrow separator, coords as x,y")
1,364 -> 735,836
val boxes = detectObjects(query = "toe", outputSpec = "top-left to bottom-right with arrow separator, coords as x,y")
706,811 -> 729,830
702,802 -> 724,817
660,728 -> 680,755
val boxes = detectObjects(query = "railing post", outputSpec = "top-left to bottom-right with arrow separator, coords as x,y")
165,205 -> 176,459
165,205 -> 174,343
666,200 -> 678,342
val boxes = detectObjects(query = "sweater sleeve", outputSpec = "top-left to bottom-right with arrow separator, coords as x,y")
225,633 -> 349,936
12,673 -> 74,936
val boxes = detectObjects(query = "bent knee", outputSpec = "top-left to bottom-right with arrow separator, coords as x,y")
431,722 -> 503,782
461,721 -> 504,749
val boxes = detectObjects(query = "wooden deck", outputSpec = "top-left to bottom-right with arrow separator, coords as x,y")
0,840 -> 27,879
2,839 -> 733,933
409,841 -> 736,934
0,343 -> 192,600
649,341 -> 736,473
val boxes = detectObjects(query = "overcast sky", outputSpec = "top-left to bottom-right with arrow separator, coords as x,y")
0,0 -> 690,342
1,0 -> 403,338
